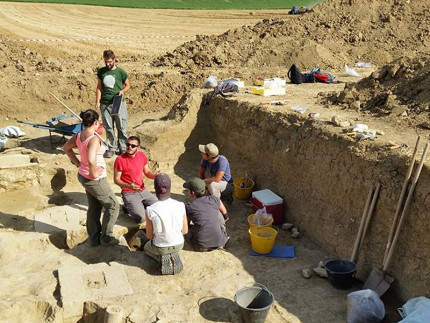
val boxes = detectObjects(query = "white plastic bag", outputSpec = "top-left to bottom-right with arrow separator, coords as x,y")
0,126 -> 26,138
347,289 -> 385,323
355,62 -> 372,68
345,64 -> 361,77
253,207 -> 273,226
203,75 -> 218,88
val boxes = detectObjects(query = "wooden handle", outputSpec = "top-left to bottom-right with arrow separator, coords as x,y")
383,136 -> 420,264
351,186 -> 374,263
50,92 -> 82,121
383,142 -> 428,272
357,183 -> 381,254
50,92 -> 110,147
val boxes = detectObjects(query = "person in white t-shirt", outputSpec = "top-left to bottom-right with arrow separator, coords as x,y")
144,173 -> 188,275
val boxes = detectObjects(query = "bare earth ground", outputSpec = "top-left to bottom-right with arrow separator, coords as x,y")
0,1 -> 428,322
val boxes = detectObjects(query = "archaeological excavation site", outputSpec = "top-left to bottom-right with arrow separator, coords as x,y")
0,0 -> 429,322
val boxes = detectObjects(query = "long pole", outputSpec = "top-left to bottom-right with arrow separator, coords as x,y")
49,92 -> 110,147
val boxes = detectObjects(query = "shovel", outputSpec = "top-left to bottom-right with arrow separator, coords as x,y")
363,142 -> 428,296
350,183 -> 380,263
382,136 -> 420,264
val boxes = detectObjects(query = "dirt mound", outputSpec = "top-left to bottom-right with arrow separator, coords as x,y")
0,41 -> 205,124
152,0 -> 430,71
324,55 -> 430,128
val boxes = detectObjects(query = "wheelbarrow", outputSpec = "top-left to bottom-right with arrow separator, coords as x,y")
18,120 -> 83,149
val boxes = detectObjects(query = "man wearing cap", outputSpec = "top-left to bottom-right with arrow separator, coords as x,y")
183,177 -> 229,252
198,143 -> 233,202
114,136 -> 159,223
144,173 -> 188,275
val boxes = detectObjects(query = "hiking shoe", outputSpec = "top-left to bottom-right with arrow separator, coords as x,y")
100,236 -> 120,246
103,150 -> 114,158
171,252 -> 183,274
84,238 -> 100,247
161,254 -> 174,275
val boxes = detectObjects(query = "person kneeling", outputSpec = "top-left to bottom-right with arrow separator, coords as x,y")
144,174 -> 188,275
183,177 -> 229,252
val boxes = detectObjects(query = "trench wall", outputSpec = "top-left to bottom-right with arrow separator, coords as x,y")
147,90 -> 429,301
206,96 -> 430,301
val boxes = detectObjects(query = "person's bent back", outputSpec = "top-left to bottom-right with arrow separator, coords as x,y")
184,177 -> 229,252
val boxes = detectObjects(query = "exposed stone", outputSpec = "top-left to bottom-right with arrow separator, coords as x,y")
313,267 -> 328,278
302,268 -> 313,279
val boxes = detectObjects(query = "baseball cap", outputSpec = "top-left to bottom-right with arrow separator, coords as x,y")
154,173 -> 171,200
198,143 -> 219,157
183,177 -> 206,194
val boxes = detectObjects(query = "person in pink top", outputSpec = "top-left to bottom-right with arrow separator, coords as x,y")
63,109 -> 119,247
114,136 -> 159,223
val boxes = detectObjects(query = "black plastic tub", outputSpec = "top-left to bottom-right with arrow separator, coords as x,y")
324,259 -> 357,290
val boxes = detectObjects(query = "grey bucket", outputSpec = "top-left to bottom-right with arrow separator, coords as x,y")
234,284 -> 274,323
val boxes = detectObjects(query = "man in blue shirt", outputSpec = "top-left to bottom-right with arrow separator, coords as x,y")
198,143 -> 233,203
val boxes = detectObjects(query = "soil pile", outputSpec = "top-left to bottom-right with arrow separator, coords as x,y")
324,55 -> 430,129
153,0 -> 430,71
0,41 -> 204,123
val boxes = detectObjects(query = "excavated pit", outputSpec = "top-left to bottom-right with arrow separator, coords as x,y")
1,82 -> 429,322
139,89 -> 430,302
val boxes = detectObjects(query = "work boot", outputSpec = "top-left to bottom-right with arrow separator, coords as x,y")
161,254 -> 174,275
171,252 -> 183,274
100,236 -> 119,246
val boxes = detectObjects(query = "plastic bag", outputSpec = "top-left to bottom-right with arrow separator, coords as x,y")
0,126 -> 26,138
398,296 -> 430,322
347,289 -> 385,323
355,62 -> 372,68
203,75 -> 218,88
253,207 -> 273,226
345,64 -> 360,77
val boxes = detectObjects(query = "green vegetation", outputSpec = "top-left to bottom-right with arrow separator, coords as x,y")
2,0 -> 325,10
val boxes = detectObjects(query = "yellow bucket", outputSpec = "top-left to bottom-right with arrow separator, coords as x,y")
247,214 -> 273,229
234,177 -> 255,200
249,227 -> 277,254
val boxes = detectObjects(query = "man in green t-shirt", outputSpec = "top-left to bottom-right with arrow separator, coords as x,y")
95,49 -> 130,158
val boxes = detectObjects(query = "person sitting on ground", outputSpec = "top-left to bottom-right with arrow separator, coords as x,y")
183,177 -> 229,252
63,109 -> 119,247
143,174 -> 188,275
198,143 -> 233,203
113,136 -> 159,223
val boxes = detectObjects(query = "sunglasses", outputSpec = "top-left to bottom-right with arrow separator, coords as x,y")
126,143 -> 139,148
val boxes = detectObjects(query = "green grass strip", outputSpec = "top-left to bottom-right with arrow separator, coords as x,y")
1,0 -> 324,10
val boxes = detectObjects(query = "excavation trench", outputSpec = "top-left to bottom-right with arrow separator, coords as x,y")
1,88 -> 429,322
141,89 -> 430,301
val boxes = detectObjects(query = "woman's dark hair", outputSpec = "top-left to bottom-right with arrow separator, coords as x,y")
80,109 -> 99,127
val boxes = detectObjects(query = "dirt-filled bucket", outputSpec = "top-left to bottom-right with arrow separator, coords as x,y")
234,284 -> 274,323
249,227 -> 277,254
234,177 -> 255,200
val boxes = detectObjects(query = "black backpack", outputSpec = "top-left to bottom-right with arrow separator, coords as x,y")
288,64 -> 306,84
